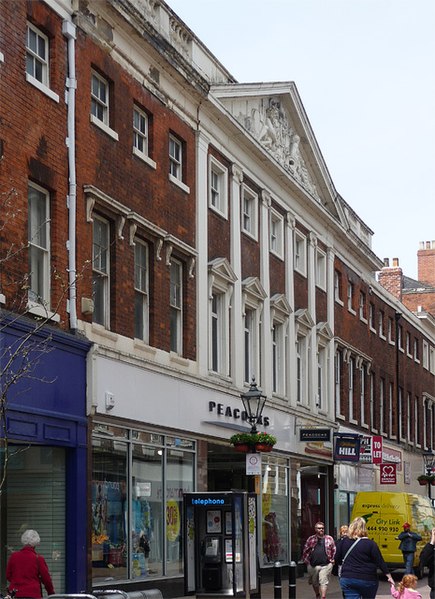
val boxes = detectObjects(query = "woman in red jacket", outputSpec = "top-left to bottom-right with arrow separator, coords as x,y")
6,530 -> 55,598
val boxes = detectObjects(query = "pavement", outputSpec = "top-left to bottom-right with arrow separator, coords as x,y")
173,572 -> 432,598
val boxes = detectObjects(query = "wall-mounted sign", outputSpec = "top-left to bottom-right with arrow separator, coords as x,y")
372,436 -> 383,464
246,453 -> 262,476
380,463 -> 397,485
359,436 -> 372,463
334,434 -> 361,462
300,428 -> 331,442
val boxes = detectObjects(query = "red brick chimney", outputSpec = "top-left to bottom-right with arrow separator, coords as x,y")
417,241 -> 435,286
378,257 -> 403,301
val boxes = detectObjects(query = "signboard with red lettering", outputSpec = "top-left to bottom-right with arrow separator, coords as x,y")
372,436 -> 383,464
380,463 -> 397,484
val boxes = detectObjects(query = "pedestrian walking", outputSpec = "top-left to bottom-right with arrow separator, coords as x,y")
396,522 -> 422,574
6,529 -> 55,598
419,526 -> 435,599
335,516 -> 394,599
390,573 -> 422,599
302,521 -> 336,599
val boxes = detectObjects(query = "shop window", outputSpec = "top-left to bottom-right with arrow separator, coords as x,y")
3,446 -> 65,592
262,457 -> 289,564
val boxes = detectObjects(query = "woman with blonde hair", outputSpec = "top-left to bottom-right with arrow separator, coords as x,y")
335,517 -> 394,598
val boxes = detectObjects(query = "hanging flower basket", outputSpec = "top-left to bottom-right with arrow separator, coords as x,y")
417,474 -> 434,485
229,432 -> 277,452
234,444 -> 250,453
255,443 -> 273,453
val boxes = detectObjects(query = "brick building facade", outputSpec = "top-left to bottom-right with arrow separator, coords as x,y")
1,0 -> 434,596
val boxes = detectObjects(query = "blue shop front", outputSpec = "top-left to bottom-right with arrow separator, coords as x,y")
0,313 -> 91,593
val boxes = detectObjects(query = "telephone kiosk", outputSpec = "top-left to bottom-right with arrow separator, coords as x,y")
183,492 -> 259,598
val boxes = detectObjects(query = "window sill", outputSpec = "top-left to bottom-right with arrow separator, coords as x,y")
133,339 -> 157,356
399,347 -> 404,353
379,333 -> 386,341
294,267 -> 307,278
349,418 -> 358,425
241,228 -> 258,242
0,51 -> 4,62
90,322 -> 117,341
315,283 -> 326,292
388,340 -> 396,347
271,248 -> 284,261
169,351 -> 189,367
27,301 -> 60,322
133,147 -> 157,169
360,316 -> 368,324
209,203 -> 228,220
0,292 -> 5,304
335,298 -> 344,306
407,352 -> 413,359
26,73 -> 59,103
348,307 -> 356,316
90,114 -> 119,141
369,326 -> 377,334
361,423 -> 369,429
168,173 -> 190,194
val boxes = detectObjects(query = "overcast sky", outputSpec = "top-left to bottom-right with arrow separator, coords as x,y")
169,0 -> 435,279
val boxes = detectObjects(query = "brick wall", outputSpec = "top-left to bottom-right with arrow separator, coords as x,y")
418,241 -> 435,287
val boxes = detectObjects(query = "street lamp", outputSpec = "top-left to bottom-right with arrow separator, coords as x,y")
240,377 -> 267,434
423,450 -> 435,502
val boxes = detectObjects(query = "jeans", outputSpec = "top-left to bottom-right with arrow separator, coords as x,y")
403,551 -> 414,574
339,577 -> 379,599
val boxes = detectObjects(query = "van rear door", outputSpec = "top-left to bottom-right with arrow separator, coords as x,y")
377,493 -> 403,567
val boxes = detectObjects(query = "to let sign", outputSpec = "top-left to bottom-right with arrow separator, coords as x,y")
380,463 -> 397,484
372,436 -> 383,464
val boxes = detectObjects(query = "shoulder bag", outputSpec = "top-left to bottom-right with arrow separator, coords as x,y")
336,537 -> 362,577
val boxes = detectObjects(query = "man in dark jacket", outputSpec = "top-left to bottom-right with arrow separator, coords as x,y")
396,522 -> 422,574
419,526 -> 435,599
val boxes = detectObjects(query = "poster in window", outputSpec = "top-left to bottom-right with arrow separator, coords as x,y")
225,512 -> 232,535
206,510 -> 222,533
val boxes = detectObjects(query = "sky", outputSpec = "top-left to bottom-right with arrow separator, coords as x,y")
168,0 -> 435,279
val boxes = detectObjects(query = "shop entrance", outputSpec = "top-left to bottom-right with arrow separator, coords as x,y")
207,443 -> 248,491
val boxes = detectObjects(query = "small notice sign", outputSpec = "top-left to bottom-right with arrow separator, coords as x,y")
380,463 -> 397,484
246,453 -> 262,476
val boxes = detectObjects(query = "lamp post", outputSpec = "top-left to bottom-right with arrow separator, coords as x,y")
240,377 -> 267,434
423,450 -> 435,503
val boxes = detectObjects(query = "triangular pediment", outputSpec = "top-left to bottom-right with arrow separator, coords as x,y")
270,293 -> 292,321
208,257 -> 237,284
316,321 -> 333,344
211,82 -> 347,226
242,276 -> 267,302
294,308 -> 315,336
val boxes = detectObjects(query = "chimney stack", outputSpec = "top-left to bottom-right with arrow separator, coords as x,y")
378,257 -> 403,301
417,240 -> 435,286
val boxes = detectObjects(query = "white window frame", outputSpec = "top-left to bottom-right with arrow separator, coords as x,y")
380,378 -> 385,435
360,363 -> 367,426
134,240 -> 149,343
398,387 -> 405,441
296,338 -> 307,406
209,156 -> 228,218
242,279 -> 265,385
348,357 -> 355,422
317,347 -> 327,411
315,248 -> 326,290
92,215 -> 110,328
369,302 -> 376,332
359,292 -> 367,322
414,396 -> 420,447
241,185 -> 258,240
347,282 -> 355,314
294,230 -> 307,276
423,340 -> 429,370
370,373 -> 376,431
269,209 -> 284,259
430,346 -> 435,375
132,106 -> 156,169
91,71 -> 109,125
210,292 -> 225,375
170,258 -> 183,354
388,317 -> 395,345
270,295 -> 290,397
379,310 -> 386,339
169,134 -> 182,180
334,271 -> 343,304
388,383 -> 394,438
90,71 -> 118,140
407,392 -> 412,443
28,182 -> 50,307
26,22 -> 49,85
414,338 -> 420,363
335,350 -> 343,418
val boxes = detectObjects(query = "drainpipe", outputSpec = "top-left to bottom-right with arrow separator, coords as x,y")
62,19 -> 78,331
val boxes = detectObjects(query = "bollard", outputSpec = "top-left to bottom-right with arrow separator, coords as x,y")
288,560 -> 297,599
274,561 -> 282,599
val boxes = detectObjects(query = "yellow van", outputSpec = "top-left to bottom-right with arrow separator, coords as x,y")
351,491 -> 435,575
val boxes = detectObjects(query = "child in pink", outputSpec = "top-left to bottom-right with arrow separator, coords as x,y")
390,574 -> 422,599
